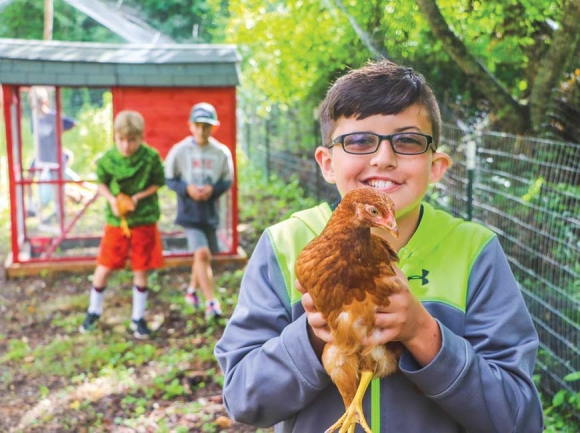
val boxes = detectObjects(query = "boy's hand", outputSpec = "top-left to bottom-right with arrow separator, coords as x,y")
108,196 -> 120,217
370,265 -> 442,366
297,267 -> 441,366
186,184 -> 213,201
296,281 -> 332,359
116,193 -> 136,216
199,184 -> 213,200
186,184 -> 202,200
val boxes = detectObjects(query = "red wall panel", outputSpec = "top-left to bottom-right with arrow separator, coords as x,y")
111,87 -> 237,160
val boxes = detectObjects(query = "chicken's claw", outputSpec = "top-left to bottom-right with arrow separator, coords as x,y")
116,193 -> 135,237
120,217 -> 131,237
325,370 -> 374,433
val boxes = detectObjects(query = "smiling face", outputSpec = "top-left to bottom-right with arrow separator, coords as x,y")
315,103 -> 451,225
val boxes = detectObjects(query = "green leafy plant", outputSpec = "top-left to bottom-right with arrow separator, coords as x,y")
2,338 -> 32,362
540,372 -> 580,432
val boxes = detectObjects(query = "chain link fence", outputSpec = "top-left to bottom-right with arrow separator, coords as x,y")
240,111 -> 580,406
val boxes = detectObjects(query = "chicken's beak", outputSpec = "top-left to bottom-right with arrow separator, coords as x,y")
383,209 -> 399,239
371,225 -> 399,240
387,225 -> 399,239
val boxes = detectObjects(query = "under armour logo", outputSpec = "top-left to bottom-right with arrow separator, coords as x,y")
408,269 -> 429,285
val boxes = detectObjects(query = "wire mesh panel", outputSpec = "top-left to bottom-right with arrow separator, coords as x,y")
436,124 -> 580,400
472,131 -> 580,398
429,124 -> 471,219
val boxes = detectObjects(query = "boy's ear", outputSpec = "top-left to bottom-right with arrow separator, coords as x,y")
429,151 -> 452,183
315,146 -> 336,184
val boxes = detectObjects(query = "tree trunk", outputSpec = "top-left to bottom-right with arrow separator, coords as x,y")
416,0 -> 529,133
529,0 -> 580,133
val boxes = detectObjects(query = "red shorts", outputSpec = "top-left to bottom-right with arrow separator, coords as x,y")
97,223 -> 164,271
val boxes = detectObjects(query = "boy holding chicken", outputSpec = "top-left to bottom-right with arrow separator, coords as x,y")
79,110 -> 165,339
215,60 -> 543,432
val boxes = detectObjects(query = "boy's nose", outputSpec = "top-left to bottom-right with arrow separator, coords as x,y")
120,141 -> 130,153
370,138 -> 398,168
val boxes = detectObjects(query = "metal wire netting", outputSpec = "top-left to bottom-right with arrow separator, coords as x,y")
433,124 -> 580,400
241,115 -> 580,404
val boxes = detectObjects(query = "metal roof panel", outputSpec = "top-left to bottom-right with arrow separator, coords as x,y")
0,39 -> 241,87
0,38 -> 240,64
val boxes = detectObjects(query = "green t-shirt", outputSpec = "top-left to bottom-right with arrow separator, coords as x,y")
96,143 -> 165,227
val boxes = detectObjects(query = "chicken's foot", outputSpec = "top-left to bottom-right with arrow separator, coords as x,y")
325,370 -> 374,433
120,217 -> 131,237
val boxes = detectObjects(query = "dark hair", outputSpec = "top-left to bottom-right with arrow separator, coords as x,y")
319,60 -> 441,149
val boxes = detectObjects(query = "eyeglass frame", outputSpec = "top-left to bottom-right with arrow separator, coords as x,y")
328,131 -> 434,155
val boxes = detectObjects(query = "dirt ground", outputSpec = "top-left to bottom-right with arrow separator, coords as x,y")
0,259 -> 272,433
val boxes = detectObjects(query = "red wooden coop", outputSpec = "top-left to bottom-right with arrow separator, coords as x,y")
0,38 -> 244,278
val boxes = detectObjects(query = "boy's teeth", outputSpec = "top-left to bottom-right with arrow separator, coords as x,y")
368,180 -> 394,188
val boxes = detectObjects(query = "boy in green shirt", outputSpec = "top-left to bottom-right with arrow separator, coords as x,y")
79,110 -> 165,339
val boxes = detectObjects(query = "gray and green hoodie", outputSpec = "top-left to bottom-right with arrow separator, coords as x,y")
215,202 -> 543,433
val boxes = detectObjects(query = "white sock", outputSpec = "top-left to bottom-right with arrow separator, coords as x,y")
187,286 -> 197,294
132,286 -> 148,321
88,287 -> 105,315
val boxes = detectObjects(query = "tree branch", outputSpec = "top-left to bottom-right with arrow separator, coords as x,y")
322,0 -> 391,61
416,0 -> 528,131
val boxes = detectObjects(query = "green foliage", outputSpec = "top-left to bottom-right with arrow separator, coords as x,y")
2,338 -> 32,362
64,90 -> 114,178
522,176 -> 545,202
225,0 -> 367,106
225,0 -> 578,136
121,0 -> 224,42
237,150 -> 318,254
0,0 -> 123,42
541,371 -> 580,432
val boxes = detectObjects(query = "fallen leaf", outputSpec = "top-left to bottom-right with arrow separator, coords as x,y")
215,415 -> 232,428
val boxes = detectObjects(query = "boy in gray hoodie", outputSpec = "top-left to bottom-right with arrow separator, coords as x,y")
165,102 -> 233,320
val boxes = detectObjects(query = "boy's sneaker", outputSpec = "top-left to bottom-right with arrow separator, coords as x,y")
205,300 -> 223,320
185,291 -> 201,309
130,318 -> 152,339
79,312 -> 100,333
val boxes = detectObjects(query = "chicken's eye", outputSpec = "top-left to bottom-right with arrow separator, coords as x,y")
367,205 -> 380,216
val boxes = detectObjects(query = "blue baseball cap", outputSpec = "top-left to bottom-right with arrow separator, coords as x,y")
190,102 -> 220,126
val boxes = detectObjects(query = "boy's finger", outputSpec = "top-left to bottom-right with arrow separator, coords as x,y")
295,280 -> 306,294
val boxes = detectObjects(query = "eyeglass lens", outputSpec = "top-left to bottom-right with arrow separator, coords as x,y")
343,133 -> 428,154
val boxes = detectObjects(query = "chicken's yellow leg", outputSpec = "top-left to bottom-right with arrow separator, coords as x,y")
325,370 -> 374,433
120,217 -> 131,237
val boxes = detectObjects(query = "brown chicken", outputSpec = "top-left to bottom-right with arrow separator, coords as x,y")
116,193 -> 135,237
295,187 -> 402,433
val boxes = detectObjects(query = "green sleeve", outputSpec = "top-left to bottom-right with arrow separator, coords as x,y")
151,152 -> 166,187
96,154 -> 112,186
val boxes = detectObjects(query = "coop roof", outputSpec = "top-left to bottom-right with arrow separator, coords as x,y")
0,38 -> 241,87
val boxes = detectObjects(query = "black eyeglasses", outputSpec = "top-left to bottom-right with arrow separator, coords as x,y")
330,132 -> 434,155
